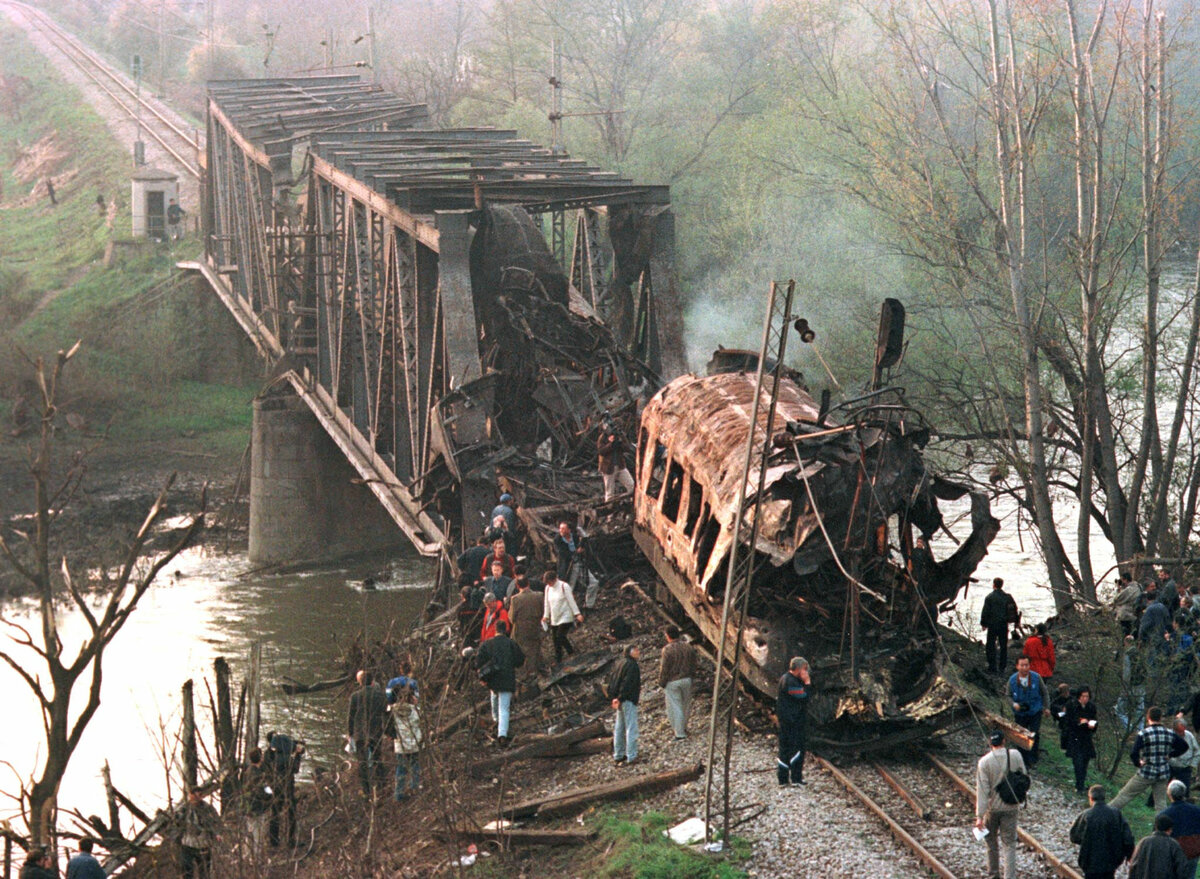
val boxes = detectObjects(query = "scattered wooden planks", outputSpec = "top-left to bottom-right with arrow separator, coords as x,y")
469,719 -> 606,775
497,762 -> 704,820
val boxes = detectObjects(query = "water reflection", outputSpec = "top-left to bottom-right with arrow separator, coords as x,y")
0,546 -> 433,823
934,488 -> 1116,639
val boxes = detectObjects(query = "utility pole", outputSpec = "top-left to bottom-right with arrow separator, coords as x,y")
325,28 -> 333,73
157,0 -> 166,97
549,38 -> 562,154
549,38 -> 565,265
205,0 -> 214,82
367,6 -> 377,84
702,281 -> 797,851
261,24 -> 278,78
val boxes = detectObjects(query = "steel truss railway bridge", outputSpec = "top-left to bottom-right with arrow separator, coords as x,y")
183,76 -> 681,563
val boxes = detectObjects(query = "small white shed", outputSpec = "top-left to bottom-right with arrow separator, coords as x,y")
130,166 -> 179,240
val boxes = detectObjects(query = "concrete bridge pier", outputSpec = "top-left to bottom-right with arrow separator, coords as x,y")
249,393 -> 403,565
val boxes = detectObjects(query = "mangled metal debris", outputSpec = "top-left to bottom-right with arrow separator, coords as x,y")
633,340 -> 999,740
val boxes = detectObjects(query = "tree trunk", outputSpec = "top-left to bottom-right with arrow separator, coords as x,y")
988,0 -> 1072,611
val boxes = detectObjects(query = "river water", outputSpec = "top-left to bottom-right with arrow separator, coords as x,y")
0,545 -> 433,825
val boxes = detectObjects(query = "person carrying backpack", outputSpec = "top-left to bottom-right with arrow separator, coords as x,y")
975,730 -> 1028,879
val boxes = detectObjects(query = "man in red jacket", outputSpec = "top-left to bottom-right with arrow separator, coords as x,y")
479,592 -> 510,643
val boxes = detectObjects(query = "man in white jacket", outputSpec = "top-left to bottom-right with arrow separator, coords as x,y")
541,568 -> 583,665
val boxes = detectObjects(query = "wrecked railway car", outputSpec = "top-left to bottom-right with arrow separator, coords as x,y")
632,365 -> 999,744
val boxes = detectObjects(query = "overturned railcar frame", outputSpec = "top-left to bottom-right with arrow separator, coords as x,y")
634,367 -> 999,735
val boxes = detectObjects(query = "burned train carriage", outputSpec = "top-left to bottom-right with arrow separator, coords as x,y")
633,370 -> 998,741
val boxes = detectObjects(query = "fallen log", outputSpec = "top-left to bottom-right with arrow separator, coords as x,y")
498,762 -> 704,820
538,649 -> 616,688
967,704 -> 1035,750
433,697 -> 491,741
539,736 -> 610,757
278,674 -> 352,695
433,825 -> 596,847
99,810 -> 171,875
469,719 -> 605,775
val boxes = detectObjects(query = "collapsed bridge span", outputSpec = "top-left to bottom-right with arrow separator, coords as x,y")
184,76 -> 682,561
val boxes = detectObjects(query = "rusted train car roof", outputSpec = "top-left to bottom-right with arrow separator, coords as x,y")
643,370 -> 821,508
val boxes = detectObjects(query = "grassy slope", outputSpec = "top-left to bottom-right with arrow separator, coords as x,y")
0,22 -> 253,458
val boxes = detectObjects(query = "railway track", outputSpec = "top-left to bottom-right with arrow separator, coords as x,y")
815,751 -> 1084,879
2,0 -> 202,180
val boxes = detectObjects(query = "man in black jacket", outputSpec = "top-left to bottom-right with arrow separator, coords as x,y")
609,645 -> 642,765
554,520 -> 589,598
476,620 -> 524,747
776,656 -> 811,785
981,577 -> 1019,673
347,671 -> 389,797
1070,785 -> 1134,879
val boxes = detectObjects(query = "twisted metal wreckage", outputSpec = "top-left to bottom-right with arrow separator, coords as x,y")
636,359 -> 1001,743
193,77 -> 998,744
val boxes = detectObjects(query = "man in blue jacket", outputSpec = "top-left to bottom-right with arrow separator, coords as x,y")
66,838 -> 105,879
1009,655 -> 1050,768
776,657 -> 811,785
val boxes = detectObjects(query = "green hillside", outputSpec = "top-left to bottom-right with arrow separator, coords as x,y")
0,23 -> 255,456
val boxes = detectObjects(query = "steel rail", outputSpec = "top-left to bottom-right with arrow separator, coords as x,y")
872,761 -> 932,820
3,0 -> 201,179
814,756 -> 958,879
923,752 -> 1085,879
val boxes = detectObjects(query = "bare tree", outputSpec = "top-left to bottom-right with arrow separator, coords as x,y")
0,344 -> 204,848
779,0 -> 1200,606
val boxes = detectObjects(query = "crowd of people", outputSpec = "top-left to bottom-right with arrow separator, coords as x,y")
968,565 -> 1200,878
977,702 -> 1200,879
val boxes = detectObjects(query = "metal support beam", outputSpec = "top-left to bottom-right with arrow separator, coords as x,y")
434,210 -> 481,389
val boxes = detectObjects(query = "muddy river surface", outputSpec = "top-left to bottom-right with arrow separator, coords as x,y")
0,545 -> 434,823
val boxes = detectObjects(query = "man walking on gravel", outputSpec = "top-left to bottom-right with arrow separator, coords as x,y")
1112,706 -> 1188,811
976,731 -> 1026,879
1008,655 -> 1050,768
609,644 -> 642,765
659,626 -> 697,740
508,576 -> 544,684
776,657 -> 811,786
1069,785 -> 1134,879
476,620 -> 524,748
542,569 -> 583,665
